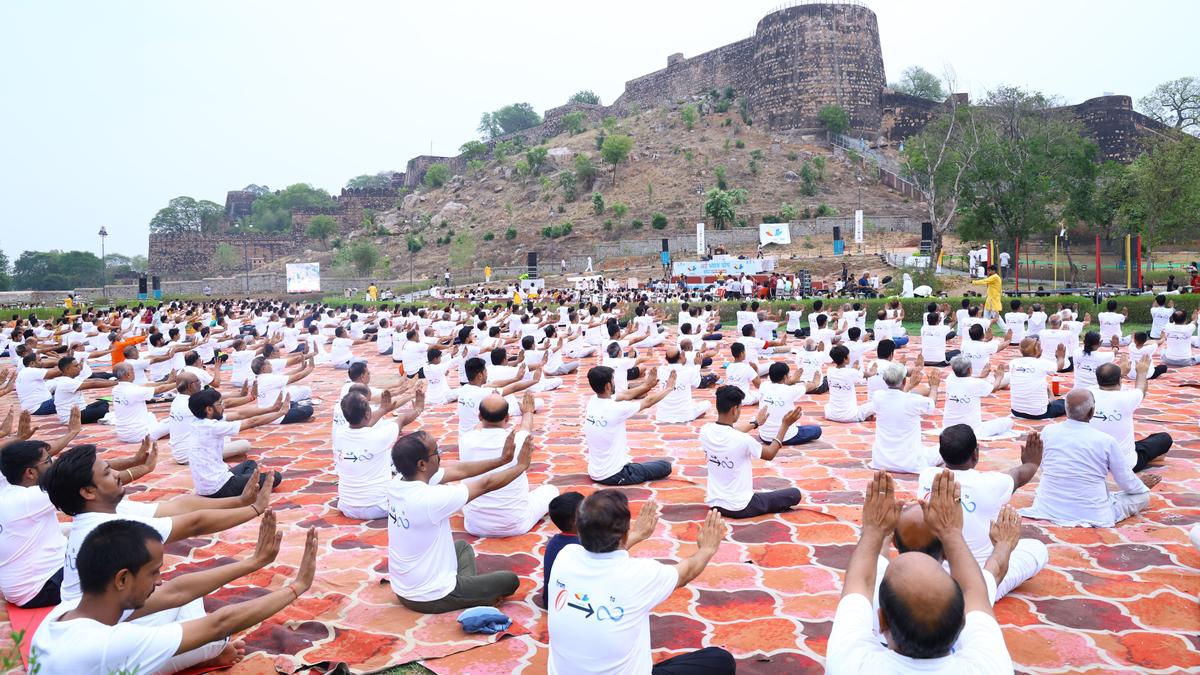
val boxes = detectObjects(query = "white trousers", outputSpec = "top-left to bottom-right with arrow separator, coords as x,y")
976,416 -> 1015,439
994,538 -> 1049,599
1190,524 -> 1200,552
825,402 -> 874,423
1110,490 -> 1151,523
118,414 -> 170,444
655,400 -> 711,424
465,484 -> 559,537
137,597 -> 227,673
339,502 -> 389,520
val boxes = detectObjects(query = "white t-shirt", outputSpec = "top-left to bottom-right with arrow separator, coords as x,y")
1027,311 -> 1047,337
869,388 -> 935,472
920,324 -> 953,363
825,367 -> 866,420
961,339 -> 1000,377
1088,387 -> 1143,467
423,358 -> 460,405
918,467 -> 1014,564
112,381 -> 155,442
335,421 -> 400,512
398,340 -> 429,373
0,482 -> 66,605
229,349 -> 256,385
167,394 -> 198,463
1073,350 -> 1114,390
1097,311 -> 1126,342
758,381 -> 806,440
16,367 -> 52,412
584,396 -> 641,480
61,501 -> 172,602
188,419 -> 241,494
51,375 -> 87,423
724,361 -> 758,399
547,546 -> 679,675
1125,342 -> 1157,378
387,470 -> 469,602
455,383 -> 495,435
1162,323 -> 1196,361
795,350 -> 831,382
785,310 -> 804,332
654,364 -> 701,423
1004,312 -> 1028,343
942,375 -> 995,432
1008,356 -> 1055,415
699,423 -> 763,511
31,598 -> 183,675
329,337 -> 356,366
826,594 -> 1013,675
1149,306 -> 1173,339
1036,329 -> 1074,369
460,428 -> 532,533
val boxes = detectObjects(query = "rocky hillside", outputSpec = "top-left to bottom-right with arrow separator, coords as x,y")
269,103 -> 928,278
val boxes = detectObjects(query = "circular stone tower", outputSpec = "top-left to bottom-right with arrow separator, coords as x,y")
751,2 -> 885,132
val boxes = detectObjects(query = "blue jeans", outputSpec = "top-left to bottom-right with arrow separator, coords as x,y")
32,399 -> 56,416
892,336 -> 909,348
764,425 -> 823,446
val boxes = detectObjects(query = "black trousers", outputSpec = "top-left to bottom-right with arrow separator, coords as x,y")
808,377 -> 829,395
652,647 -> 736,675
926,349 -> 962,368
281,401 -> 314,424
596,460 -> 673,486
1133,433 -> 1172,472
19,567 -> 64,609
204,460 -> 282,498
80,399 -> 110,424
715,488 -> 802,519
1012,398 -> 1066,420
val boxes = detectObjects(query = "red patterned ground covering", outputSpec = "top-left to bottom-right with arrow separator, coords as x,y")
2,332 -> 1198,674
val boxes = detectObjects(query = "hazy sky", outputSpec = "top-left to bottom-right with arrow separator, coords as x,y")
2,0 -> 1195,261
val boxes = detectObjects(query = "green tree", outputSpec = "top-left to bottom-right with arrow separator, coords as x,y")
479,103 -> 542,139
681,104 -> 698,130
569,90 -> 601,105
651,212 -> 668,229
956,87 -> 1099,250
504,227 -> 517,240
704,189 -> 736,229
574,153 -> 598,190
562,111 -> 587,135
12,250 -> 105,290
305,215 -> 338,247
423,163 -> 452,188
902,99 -> 981,261
493,140 -> 516,163
245,184 -> 337,232
1119,137 -> 1200,248
212,243 -> 240,271
525,146 -> 549,176
817,105 -> 850,136
812,155 -> 826,179
591,192 -> 605,215
349,241 -> 381,275
600,134 -> 633,185
559,171 -> 578,201
780,202 -> 797,221
891,66 -> 946,101
0,249 -> 10,291
459,140 -> 489,159
405,233 -> 425,254
610,202 -> 628,219
1137,76 -> 1199,136
601,116 -> 618,133
713,165 -> 728,190
149,196 -> 224,234
344,172 -> 395,190
466,159 -> 486,177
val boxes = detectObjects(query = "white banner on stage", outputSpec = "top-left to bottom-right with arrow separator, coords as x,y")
696,222 -> 706,255
758,223 -> 791,246
854,210 -> 864,243
285,263 -> 321,293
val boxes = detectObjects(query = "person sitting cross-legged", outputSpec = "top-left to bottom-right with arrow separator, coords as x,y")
943,355 -> 1013,439
31,514 -> 317,675
1091,359 -> 1172,472
387,429 -> 532,613
758,362 -> 823,446
547,491 -> 736,675
869,362 -> 943,473
1009,337 -> 1067,420
583,365 -> 676,486
826,469 -> 1014,673
187,388 -> 288,498
1022,388 -> 1161,527
461,393 -> 559,537
701,385 -> 803,519
918,424 -> 1048,600
333,387 -> 422,520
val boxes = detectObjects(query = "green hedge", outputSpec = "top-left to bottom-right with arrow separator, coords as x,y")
686,294 -> 1200,325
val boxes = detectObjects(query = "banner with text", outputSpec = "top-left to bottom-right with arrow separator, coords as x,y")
672,258 -> 776,276
696,222 -> 706,255
854,210 -> 864,243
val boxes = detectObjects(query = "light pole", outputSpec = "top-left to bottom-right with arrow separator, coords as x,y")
98,226 -> 108,301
